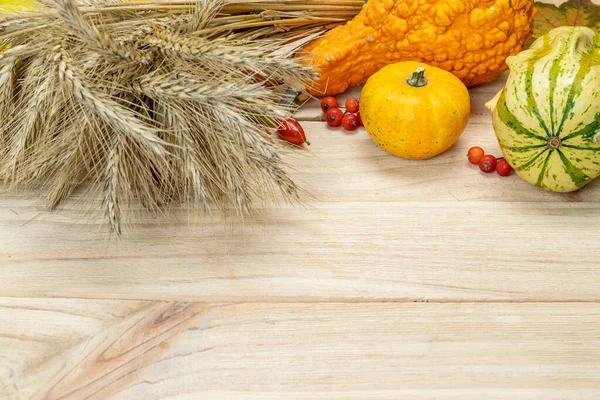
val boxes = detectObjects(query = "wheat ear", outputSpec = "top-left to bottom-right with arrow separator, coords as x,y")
164,105 -> 213,209
52,0 -> 152,63
53,47 -> 169,158
0,59 -> 17,131
185,0 -> 223,33
133,74 -> 272,102
2,72 -> 56,182
44,120 -> 87,210
147,29 -> 314,82
219,106 -> 300,201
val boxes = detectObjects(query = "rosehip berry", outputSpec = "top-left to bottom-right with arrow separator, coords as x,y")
478,154 -> 497,173
277,118 -> 309,146
496,158 -> 513,177
467,146 -> 484,165
325,108 -> 344,127
345,98 -> 359,113
320,96 -> 338,113
342,113 -> 360,131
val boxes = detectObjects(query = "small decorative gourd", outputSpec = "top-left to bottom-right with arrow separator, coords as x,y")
300,0 -> 536,95
486,26 -> 600,192
360,61 -> 470,160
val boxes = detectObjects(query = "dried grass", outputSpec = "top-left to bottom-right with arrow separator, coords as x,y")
0,0 -> 360,234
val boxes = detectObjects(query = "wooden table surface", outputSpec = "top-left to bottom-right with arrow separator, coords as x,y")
1,70 -> 599,399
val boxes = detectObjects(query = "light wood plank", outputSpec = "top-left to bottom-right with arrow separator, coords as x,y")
79,302 -> 600,399
115,303 -> 600,399
2,56 -> 600,303
0,298 -> 153,400
0,298 -> 211,400
2,300 -> 598,400
1,198 -> 600,302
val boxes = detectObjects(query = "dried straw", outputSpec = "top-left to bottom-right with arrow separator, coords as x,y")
0,0 -> 362,234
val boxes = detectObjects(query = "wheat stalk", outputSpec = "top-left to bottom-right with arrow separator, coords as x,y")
185,0 -> 222,33
105,139 -> 122,234
54,47 -> 170,157
0,0 -> 358,233
0,58 -> 16,179
53,0 -> 153,63
44,120 -> 87,210
3,73 -> 54,182
0,58 -> 16,121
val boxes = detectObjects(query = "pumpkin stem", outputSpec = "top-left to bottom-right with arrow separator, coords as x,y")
406,67 -> 428,87
547,137 -> 562,150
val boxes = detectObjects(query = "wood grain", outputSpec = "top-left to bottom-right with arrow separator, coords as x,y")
2,199 -> 600,302
116,302 -> 600,400
0,298 -> 210,400
2,300 -> 598,400
0,298 -> 151,399
1,77 -> 600,303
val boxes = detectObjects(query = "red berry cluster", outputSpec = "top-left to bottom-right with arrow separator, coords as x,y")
467,146 -> 513,177
321,96 -> 363,132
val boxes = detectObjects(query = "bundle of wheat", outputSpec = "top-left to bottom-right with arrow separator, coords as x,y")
0,0 -> 362,234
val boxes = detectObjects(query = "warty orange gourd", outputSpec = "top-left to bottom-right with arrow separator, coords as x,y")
301,0 -> 537,95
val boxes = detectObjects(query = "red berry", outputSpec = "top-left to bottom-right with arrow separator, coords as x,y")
325,108 -> 344,127
277,118 -> 309,146
356,111 -> 363,127
320,96 -> 338,113
496,158 -> 513,176
478,154 -> 497,173
345,98 -> 359,113
467,146 -> 484,165
342,113 -> 360,131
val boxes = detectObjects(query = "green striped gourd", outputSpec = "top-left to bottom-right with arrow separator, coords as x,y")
485,26 -> 600,192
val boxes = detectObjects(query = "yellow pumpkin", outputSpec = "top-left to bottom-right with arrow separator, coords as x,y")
0,0 -> 38,13
360,62 -> 471,160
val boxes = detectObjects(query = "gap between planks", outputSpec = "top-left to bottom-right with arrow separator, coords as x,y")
0,295 -> 598,304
